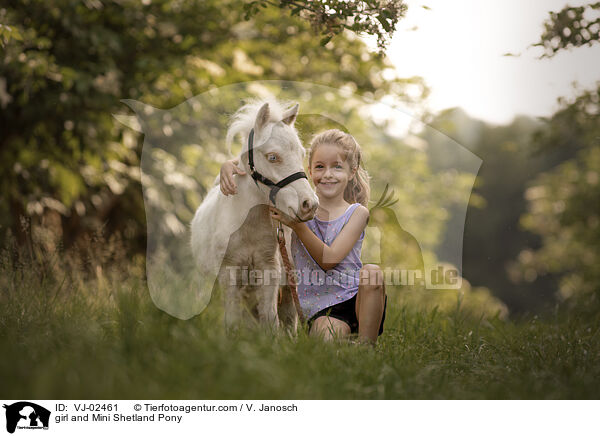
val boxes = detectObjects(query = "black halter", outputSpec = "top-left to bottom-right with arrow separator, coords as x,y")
247,128 -> 308,205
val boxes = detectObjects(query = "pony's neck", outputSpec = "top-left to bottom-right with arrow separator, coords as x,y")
235,175 -> 273,233
236,161 -> 271,214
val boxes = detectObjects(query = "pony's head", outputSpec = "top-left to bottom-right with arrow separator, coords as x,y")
226,98 -> 318,222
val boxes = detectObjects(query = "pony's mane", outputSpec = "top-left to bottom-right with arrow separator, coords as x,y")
225,96 -> 297,154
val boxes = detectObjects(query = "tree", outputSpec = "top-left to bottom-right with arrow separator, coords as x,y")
516,88 -> 600,303
419,108 -> 568,313
514,3 -> 600,304
533,2 -> 600,57
0,0 -> 415,254
243,0 -> 407,51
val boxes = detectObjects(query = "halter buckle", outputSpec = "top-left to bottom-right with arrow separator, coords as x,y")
276,222 -> 285,243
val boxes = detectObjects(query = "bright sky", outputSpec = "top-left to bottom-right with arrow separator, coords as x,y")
383,0 -> 600,125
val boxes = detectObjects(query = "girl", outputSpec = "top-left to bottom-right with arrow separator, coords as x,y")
220,129 -> 386,344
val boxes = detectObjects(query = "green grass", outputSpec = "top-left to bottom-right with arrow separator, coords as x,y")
1,245 -> 599,399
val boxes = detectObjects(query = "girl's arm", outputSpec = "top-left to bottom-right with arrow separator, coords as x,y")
219,158 -> 246,195
292,206 -> 369,271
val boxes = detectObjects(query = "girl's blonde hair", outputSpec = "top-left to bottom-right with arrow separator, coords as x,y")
308,129 -> 370,207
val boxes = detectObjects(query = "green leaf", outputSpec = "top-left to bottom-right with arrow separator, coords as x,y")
377,14 -> 392,32
320,35 -> 333,46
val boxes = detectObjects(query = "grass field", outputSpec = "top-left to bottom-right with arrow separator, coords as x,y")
1,243 -> 599,400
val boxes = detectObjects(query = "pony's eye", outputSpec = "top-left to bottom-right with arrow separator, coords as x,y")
266,153 -> 279,163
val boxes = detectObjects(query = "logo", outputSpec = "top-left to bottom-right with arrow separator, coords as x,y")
115,80 -> 481,319
3,402 -> 50,434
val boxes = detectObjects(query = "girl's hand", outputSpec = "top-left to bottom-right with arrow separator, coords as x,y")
269,206 -> 299,230
220,158 -> 247,195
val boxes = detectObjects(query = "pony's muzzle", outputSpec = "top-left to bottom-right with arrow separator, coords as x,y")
297,197 -> 318,221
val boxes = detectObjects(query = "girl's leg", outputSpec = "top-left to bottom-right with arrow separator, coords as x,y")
355,264 -> 386,343
310,316 -> 351,341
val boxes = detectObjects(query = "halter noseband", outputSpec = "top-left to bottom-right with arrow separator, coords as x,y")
247,128 -> 308,205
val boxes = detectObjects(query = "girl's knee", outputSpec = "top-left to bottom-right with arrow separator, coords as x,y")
310,316 -> 350,338
359,264 -> 384,290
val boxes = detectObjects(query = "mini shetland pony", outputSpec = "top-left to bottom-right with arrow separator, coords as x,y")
191,99 -> 318,331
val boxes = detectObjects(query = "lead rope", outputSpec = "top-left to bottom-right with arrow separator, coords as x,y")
276,222 -> 305,324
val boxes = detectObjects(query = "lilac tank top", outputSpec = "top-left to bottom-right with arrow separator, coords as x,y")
291,203 -> 365,320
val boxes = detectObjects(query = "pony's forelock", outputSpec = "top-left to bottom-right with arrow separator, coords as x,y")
225,96 -> 297,155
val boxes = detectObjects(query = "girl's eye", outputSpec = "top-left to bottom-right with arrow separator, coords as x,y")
315,165 -> 323,169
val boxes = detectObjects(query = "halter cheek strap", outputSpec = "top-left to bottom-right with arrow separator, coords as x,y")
247,128 -> 308,204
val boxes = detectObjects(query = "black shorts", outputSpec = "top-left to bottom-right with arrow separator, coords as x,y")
307,293 -> 387,336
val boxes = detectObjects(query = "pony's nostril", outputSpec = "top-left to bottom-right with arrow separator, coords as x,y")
302,200 -> 310,211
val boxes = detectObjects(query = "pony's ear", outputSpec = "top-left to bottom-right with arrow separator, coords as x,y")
281,103 -> 299,126
254,102 -> 270,133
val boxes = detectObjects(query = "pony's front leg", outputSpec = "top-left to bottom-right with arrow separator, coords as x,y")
224,287 -> 245,331
219,266 -> 244,331
256,265 -> 280,330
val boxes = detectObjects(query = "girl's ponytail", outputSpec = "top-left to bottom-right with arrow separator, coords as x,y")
345,162 -> 370,208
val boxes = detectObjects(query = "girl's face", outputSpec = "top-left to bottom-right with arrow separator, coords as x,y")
309,143 -> 355,201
